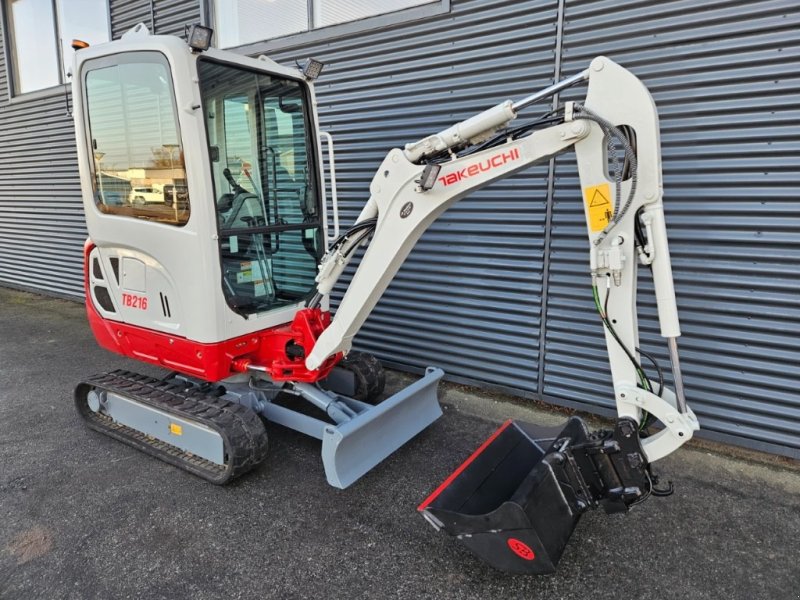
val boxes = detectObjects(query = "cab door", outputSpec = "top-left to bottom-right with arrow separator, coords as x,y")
80,51 -> 199,337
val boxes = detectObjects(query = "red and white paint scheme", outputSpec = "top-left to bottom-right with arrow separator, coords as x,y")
84,241 -> 339,383
75,31 -> 341,384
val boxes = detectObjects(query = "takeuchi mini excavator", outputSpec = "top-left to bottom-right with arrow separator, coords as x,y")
70,24 -> 698,574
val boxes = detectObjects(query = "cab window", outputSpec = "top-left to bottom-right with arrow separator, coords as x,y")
198,58 -> 322,314
83,53 -> 189,226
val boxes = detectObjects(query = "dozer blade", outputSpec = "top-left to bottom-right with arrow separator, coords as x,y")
321,366 -> 444,488
418,416 -> 652,574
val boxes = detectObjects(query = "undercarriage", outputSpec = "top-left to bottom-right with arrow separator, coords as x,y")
76,353 -> 442,488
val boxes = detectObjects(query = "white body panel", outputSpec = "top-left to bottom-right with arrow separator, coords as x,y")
72,26 -> 327,344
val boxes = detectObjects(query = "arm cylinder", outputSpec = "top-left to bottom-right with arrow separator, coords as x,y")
644,203 -> 681,338
402,67 -> 590,163
403,101 -> 516,163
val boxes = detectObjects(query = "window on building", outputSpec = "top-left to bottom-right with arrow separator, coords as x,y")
84,54 -> 190,226
214,0 -> 437,48
4,0 -> 109,95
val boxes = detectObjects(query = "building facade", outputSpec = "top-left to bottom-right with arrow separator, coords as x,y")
0,0 -> 797,458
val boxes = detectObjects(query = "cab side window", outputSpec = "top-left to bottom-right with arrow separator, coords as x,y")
84,53 -> 190,226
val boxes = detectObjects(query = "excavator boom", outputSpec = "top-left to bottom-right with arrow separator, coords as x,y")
300,56 -> 699,573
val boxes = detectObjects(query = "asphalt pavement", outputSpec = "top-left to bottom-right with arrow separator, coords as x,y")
1,286 -> 798,599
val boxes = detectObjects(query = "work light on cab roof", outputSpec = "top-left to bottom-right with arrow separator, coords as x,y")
186,24 -> 213,52
302,58 -> 325,80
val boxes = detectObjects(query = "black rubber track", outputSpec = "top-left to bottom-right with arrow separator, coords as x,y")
75,370 -> 269,485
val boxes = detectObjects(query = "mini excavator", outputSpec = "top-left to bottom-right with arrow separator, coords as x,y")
71,24 -> 698,573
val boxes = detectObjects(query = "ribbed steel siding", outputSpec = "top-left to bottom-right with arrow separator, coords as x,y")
0,24 -> 85,297
543,0 -> 800,457
0,1 -> 203,299
268,0 -> 559,392
153,0 -> 202,36
111,0 -> 150,38
111,0 -> 200,38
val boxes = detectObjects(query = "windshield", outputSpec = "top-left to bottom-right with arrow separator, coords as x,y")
198,59 -> 322,315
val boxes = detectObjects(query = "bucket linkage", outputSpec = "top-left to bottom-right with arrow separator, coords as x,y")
419,416 -> 669,574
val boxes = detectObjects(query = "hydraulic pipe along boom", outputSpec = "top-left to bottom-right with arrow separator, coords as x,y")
511,69 -> 589,113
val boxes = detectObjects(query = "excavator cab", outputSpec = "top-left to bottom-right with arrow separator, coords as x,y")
78,27 -> 324,342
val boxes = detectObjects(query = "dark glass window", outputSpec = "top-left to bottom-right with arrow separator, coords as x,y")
199,59 -> 322,314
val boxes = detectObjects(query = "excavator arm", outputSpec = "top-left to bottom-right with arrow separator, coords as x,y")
307,56 -> 698,463
304,55 -> 699,574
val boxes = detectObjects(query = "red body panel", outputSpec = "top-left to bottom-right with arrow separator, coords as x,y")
84,241 -> 340,383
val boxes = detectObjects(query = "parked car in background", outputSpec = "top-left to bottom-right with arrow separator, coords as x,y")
129,186 -> 163,204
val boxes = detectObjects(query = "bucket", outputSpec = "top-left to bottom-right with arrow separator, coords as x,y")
418,417 -> 594,574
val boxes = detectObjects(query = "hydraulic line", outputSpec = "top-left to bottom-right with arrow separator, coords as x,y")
306,218 -> 378,308
601,280 -> 662,397
328,217 -> 377,249
593,282 -> 656,430
593,283 -> 648,389
573,104 -> 638,244
636,346 -> 664,398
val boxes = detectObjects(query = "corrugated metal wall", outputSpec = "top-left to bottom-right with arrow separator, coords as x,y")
0,19 -> 85,296
543,0 -> 800,458
111,0 -> 200,40
0,0 -> 797,458
269,0 -> 561,392
0,0 -> 200,298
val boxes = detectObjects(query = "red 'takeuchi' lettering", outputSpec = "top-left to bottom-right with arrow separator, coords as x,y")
437,148 -> 521,187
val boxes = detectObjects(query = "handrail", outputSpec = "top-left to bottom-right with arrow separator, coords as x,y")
319,131 -> 340,240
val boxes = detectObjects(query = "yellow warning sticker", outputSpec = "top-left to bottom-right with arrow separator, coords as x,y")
169,423 -> 183,436
583,183 -> 613,232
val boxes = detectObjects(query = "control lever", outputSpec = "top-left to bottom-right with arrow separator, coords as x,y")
223,168 -> 247,195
